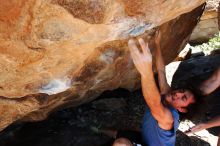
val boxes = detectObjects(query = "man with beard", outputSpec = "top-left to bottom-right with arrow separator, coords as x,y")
127,30 -> 199,146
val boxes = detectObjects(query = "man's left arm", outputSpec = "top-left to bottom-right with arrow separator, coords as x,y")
155,30 -> 171,95
186,115 -> 220,134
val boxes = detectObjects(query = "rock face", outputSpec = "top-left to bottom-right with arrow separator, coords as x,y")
190,0 -> 220,43
0,0 -> 205,130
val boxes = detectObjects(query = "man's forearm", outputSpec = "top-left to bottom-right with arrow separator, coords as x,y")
141,72 -> 161,106
155,41 -> 170,94
205,116 -> 220,129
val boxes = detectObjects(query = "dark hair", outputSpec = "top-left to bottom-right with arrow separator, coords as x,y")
171,86 -> 206,121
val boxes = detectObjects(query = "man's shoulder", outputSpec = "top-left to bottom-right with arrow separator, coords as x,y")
143,104 -> 179,130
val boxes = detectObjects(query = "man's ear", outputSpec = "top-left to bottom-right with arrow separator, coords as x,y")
178,107 -> 188,113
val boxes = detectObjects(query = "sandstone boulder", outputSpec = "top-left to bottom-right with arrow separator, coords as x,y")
0,0 -> 205,130
190,0 -> 220,43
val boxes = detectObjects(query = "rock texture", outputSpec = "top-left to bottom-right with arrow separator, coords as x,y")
190,0 -> 220,43
0,0 -> 205,130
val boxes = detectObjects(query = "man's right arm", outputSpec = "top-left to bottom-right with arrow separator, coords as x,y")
128,38 -> 174,130
141,74 -> 174,130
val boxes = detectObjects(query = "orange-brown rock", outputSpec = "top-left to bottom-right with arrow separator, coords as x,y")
0,0 -> 205,130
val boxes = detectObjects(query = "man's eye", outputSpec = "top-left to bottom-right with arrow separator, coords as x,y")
183,96 -> 187,101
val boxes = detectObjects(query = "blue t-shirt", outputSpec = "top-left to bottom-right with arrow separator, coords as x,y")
141,101 -> 179,146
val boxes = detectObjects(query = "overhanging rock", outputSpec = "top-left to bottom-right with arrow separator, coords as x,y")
0,0 -> 205,131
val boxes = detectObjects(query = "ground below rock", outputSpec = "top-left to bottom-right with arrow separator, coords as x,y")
0,89 -> 211,146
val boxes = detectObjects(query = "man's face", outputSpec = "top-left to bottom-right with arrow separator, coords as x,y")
166,89 -> 195,113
